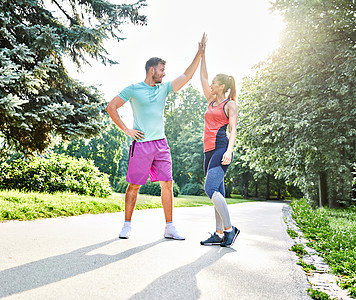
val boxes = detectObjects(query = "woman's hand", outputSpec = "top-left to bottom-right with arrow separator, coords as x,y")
199,33 -> 207,55
124,128 -> 145,141
221,150 -> 233,165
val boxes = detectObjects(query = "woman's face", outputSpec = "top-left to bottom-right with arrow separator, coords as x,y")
210,77 -> 224,95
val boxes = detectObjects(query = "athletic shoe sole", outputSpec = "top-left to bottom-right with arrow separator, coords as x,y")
221,228 -> 240,248
200,242 -> 222,246
164,236 -> 185,240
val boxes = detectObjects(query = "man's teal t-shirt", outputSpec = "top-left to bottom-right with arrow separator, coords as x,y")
118,81 -> 173,142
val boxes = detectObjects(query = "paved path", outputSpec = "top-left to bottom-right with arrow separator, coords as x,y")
0,201 -> 310,299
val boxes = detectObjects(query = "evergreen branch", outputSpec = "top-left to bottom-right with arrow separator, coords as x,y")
51,0 -> 79,25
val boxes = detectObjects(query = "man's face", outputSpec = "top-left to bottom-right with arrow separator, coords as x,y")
152,63 -> 166,83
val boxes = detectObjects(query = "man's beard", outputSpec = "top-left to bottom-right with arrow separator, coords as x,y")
153,72 -> 162,83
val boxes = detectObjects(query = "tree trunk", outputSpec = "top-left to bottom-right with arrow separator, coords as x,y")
244,179 -> 249,198
255,182 -> 258,198
277,186 -> 281,200
318,171 -> 328,207
266,174 -> 270,200
329,189 -> 339,209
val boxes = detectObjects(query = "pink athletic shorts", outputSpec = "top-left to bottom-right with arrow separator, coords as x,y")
126,138 -> 173,185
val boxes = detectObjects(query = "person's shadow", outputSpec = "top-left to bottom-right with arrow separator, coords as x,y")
130,246 -> 236,300
0,238 -> 165,298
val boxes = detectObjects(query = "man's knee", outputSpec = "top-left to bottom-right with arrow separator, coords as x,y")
160,180 -> 173,191
127,183 -> 140,193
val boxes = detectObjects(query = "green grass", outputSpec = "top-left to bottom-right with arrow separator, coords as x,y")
307,288 -> 333,300
287,228 -> 299,239
290,243 -> 308,257
0,189 -> 252,222
290,199 -> 356,298
0,190 -> 124,221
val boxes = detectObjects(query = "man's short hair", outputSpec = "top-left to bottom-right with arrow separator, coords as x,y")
145,57 -> 166,74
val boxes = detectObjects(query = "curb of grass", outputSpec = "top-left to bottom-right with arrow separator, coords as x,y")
283,204 -> 353,300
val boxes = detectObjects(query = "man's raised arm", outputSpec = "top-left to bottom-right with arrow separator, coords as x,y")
172,33 -> 207,93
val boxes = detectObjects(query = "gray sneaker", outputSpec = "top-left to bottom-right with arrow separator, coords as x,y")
221,226 -> 240,247
200,232 -> 223,246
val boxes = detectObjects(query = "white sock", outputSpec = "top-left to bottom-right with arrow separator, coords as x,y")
124,221 -> 131,227
216,232 -> 224,238
166,222 -> 173,227
225,227 -> 233,232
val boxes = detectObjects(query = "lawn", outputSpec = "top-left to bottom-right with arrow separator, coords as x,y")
0,189 -> 251,222
289,199 -> 356,298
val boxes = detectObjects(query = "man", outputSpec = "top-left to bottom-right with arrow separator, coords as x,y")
106,34 -> 207,240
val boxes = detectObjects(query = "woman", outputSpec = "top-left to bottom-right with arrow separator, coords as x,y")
199,41 -> 240,247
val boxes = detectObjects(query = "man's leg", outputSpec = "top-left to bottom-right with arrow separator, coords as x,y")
160,180 -> 173,222
160,180 -> 184,240
119,183 -> 140,239
124,183 -> 140,221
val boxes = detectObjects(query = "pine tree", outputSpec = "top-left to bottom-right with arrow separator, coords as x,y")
0,0 -> 146,154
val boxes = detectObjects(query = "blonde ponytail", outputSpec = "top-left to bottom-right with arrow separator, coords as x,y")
216,74 -> 236,101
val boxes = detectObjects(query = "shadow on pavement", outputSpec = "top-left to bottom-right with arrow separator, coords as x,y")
130,246 -> 236,299
0,238 -> 165,298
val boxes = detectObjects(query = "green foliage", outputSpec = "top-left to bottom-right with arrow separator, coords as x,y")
291,199 -> 356,297
139,180 -> 161,196
53,121 -> 126,185
287,228 -> 299,239
113,176 -> 129,193
181,182 -> 204,196
113,177 -> 180,197
307,288 -> 333,300
173,182 -> 180,197
0,153 -> 112,197
117,137 -> 133,178
290,243 -> 308,257
297,260 -> 317,273
238,0 -> 355,206
164,85 -> 206,188
0,0 -> 146,154
139,180 -> 180,197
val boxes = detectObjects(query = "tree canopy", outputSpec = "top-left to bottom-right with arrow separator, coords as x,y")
0,0 -> 146,155
238,0 -> 355,207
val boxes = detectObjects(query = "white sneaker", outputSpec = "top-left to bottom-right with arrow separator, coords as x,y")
119,224 -> 131,239
164,225 -> 185,240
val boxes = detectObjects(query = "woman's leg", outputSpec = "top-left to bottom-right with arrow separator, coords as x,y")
205,166 -> 231,231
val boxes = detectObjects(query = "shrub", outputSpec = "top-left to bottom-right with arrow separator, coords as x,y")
139,180 -> 161,196
173,182 -> 180,197
112,176 -> 180,197
181,183 -> 204,196
0,153 -> 112,197
113,176 -> 129,193
139,180 -> 180,197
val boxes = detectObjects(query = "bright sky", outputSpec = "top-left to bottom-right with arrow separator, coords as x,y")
68,0 -> 285,124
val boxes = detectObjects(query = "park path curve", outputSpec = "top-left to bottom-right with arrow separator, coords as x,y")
0,201 -> 311,299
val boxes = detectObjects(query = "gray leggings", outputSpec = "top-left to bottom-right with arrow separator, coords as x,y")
204,165 -> 232,231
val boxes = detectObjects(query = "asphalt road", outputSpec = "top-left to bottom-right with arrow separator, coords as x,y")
0,200 -> 311,299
